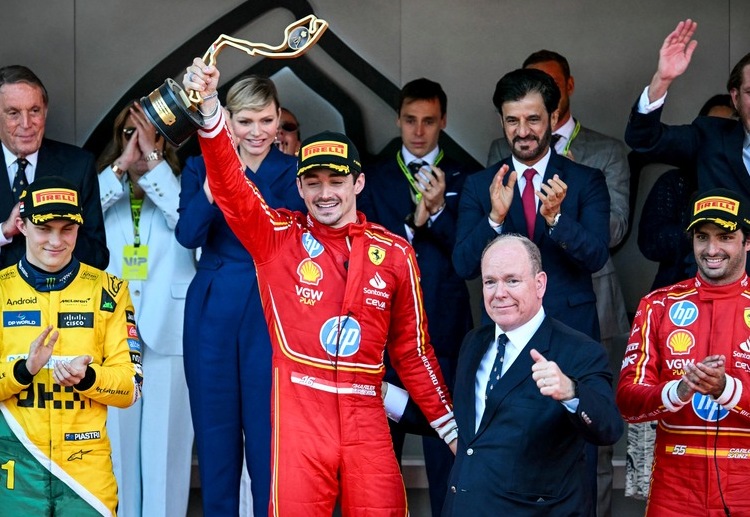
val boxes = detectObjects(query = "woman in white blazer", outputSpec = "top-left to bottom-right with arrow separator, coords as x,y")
96,102 -> 196,517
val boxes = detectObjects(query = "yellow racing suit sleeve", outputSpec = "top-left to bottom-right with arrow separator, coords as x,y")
73,273 -> 143,408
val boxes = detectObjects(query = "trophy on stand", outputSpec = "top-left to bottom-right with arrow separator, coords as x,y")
141,14 -> 328,146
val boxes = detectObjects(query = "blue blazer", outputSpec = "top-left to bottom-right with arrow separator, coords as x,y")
442,318 -> 623,517
359,153 -> 474,363
452,153 -> 610,340
625,103 -> 749,195
0,138 -> 108,269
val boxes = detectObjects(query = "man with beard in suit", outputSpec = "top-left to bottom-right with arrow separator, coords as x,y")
453,67 -> 610,514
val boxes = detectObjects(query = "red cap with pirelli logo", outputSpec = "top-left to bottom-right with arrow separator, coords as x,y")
686,188 -> 750,233
297,131 -> 361,177
18,175 -> 84,225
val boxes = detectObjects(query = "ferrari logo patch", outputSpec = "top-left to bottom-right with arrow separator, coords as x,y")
368,245 -> 385,266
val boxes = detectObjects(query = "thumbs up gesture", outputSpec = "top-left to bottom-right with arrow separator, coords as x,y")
530,349 -> 576,401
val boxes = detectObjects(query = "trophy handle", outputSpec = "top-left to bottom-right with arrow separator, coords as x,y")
142,14 -> 328,147
187,14 -> 329,104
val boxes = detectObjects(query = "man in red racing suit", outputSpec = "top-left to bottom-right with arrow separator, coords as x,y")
184,60 -> 456,516
617,188 -> 750,516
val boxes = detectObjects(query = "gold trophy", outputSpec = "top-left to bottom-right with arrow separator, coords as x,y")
141,15 -> 328,146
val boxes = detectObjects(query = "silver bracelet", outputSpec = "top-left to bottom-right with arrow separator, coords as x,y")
202,91 -> 218,101
200,101 -> 220,119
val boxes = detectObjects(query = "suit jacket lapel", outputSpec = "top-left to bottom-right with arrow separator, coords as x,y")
381,163 -> 415,237
726,123 -> 749,181
502,157 -> 529,237
475,317 -> 553,438
459,325 -> 495,443
36,139 -> 62,179
0,152 -> 12,221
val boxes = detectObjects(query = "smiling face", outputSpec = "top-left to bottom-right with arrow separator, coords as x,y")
17,218 -> 78,272
500,92 -> 557,166
229,103 -> 279,166
297,168 -> 365,228
482,238 -> 546,331
692,223 -> 750,285
0,82 -> 47,157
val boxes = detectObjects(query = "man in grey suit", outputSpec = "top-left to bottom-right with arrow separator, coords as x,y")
487,50 -> 629,517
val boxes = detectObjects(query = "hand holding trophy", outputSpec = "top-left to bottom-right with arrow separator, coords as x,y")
141,15 -> 328,146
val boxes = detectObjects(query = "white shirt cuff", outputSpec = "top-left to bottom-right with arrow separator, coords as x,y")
384,383 -> 409,422
637,86 -> 668,113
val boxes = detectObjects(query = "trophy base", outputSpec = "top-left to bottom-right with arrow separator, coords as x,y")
140,78 -> 204,147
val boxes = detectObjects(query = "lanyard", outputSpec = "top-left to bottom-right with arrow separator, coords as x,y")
128,180 -> 143,247
396,149 -> 444,202
561,119 -> 581,157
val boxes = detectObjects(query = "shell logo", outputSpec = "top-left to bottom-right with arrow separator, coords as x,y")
666,329 -> 695,356
297,258 -> 323,286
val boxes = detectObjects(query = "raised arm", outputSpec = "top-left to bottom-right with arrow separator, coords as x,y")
647,19 -> 698,102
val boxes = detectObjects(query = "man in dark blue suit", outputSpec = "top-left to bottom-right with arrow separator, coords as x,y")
0,65 -> 107,269
453,68 -> 610,340
442,234 -> 622,516
625,19 -> 750,200
359,78 -> 473,517
452,68 -> 610,510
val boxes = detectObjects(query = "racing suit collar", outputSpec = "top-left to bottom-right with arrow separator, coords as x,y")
695,272 -> 749,300
306,211 -> 367,239
17,255 -> 81,292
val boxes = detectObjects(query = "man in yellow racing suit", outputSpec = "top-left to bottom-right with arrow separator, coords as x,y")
0,176 -> 142,516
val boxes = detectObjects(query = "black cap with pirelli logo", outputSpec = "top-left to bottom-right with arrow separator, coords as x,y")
18,175 -> 84,225
686,188 -> 750,233
297,131 -> 361,177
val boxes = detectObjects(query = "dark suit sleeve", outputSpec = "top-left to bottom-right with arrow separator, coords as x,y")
545,165 -> 610,272
566,336 -> 624,445
453,170 -> 499,279
411,169 -> 466,255
624,102 -> 700,170
392,397 -> 436,436
175,156 -> 222,249
75,150 -> 109,269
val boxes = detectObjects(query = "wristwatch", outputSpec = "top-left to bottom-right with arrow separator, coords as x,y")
548,212 -> 562,228
145,149 -> 162,162
111,163 -> 125,176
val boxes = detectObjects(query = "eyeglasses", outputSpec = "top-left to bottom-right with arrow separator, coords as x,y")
122,127 -> 136,140
280,122 -> 298,132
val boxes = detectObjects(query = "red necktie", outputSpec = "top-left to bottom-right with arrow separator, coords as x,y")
522,168 -> 537,237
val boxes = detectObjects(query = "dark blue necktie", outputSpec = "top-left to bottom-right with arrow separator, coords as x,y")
12,158 -> 28,202
485,334 -> 509,400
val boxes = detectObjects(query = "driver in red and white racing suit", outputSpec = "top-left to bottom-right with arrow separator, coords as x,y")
617,188 -> 750,516
184,59 -> 456,516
